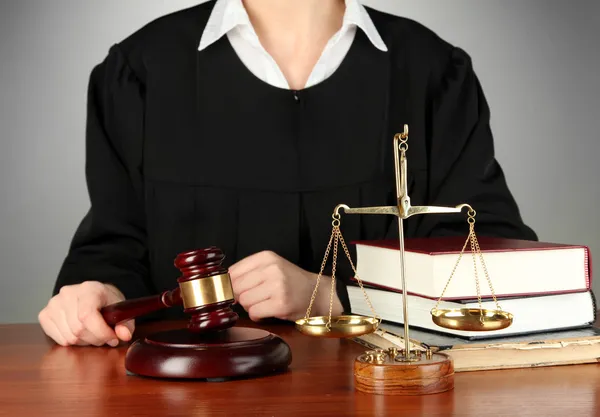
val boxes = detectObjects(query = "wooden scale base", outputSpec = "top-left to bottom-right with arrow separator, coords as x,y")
354,349 -> 454,395
125,327 -> 291,380
101,247 -> 292,381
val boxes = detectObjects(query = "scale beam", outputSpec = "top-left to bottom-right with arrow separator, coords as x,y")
405,204 -> 470,218
337,204 -> 471,219
335,205 -> 399,217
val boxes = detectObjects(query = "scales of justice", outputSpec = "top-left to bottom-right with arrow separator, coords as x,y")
97,124 -> 513,396
294,124 -> 514,395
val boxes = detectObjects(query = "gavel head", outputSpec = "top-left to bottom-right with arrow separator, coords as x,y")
174,247 -> 239,333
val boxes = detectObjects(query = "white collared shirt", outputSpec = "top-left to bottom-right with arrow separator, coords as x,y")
198,0 -> 388,90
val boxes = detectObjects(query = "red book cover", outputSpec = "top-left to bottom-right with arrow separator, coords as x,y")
350,236 -> 592,299
354,236 -> 589,255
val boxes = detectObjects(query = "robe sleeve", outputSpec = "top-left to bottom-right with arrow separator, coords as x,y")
416,47 -> 537,240
53,45 -> 152,300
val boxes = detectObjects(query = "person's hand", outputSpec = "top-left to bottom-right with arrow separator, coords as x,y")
38,281 -> 134,347
229,251 -> 343,322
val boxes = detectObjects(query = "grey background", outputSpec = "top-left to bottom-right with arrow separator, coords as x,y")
1,1 -> 598,323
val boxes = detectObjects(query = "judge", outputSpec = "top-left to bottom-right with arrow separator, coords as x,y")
38,0 -> 536,347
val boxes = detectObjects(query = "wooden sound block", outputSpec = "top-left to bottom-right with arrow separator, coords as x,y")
354,349 -> 454,395
125,327 -> 292,380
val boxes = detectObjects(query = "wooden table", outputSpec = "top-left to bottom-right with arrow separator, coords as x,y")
1,319 -> 599,416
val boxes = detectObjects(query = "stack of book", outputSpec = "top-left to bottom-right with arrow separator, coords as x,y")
347,236 -> 597,371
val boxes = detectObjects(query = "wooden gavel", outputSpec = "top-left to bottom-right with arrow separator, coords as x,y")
100,247 -> 238,333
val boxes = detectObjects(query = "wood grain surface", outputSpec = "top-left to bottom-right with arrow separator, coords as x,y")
1,319 -> 599,417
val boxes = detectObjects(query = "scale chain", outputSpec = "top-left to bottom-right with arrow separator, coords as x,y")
337,228 -> 379,321
470,230 -> 483,311
433,210 -> 502,312
303,212 -> 380,327
433,233 -> 469,310
304,226 -> 335,320
327,225 -> 340,328
473,232 -> 501,310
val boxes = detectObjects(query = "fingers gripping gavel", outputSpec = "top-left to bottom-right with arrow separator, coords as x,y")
38,247 -> 239,347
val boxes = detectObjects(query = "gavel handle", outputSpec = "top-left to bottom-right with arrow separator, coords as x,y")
100,288 -> 182,326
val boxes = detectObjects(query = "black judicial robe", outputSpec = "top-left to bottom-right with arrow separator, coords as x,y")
54,2 -> 537,317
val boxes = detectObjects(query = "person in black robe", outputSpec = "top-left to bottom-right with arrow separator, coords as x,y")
38,0 -> 536,347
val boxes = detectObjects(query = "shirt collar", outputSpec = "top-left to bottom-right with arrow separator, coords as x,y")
198,0 -> 388,52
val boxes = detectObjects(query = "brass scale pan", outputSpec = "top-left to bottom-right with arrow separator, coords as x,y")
296,310 -> 513,338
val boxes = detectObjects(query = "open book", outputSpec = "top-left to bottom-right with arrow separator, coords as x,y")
353,322 -> 600,372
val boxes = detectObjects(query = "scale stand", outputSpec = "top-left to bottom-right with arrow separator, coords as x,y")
296,125 -> 513,395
